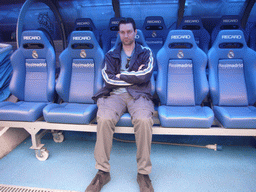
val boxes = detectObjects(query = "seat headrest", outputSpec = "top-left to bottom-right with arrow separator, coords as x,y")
75,18 -> 96,31
216,15 -> 241,30
143,16 -> 167,30
213,30 -> 246,49
164,30 -> 197,49
178,16 -> 204,30
21,30 -> 51,49
69,30 -> 99,50
211,15 -> 248,44
109,17 -> 125,31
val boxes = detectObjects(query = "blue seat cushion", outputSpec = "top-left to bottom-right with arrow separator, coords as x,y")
43,103 -> 97,124
218,59 -> 248,106
158,106 -> 214,128
0,101 -> 47,121
116,113 -> 133,127
214,106 -> 256,128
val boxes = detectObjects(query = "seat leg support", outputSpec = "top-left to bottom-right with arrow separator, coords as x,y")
24,127 -> 49,150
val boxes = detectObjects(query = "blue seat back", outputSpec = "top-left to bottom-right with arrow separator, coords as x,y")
56,31 -> 104,104
211,15 -> 248,45
74,18 -> 100,43
9,30 -> 56,102
101,17 -> 124,53
142,16 -> 169,55
249,24 -> 256,51
208,30 -> 256,106
177,16 -> 210,53
157,30 -> 209,106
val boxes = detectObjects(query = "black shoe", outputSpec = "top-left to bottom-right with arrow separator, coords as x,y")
85,170 -> 111,192
137,173 -> 154,192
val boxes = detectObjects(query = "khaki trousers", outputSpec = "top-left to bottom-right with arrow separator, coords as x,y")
94,92 -> 154,174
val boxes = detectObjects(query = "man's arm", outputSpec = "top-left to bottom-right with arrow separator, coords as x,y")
119,47 -> 154,84
102,53 -> 133,88
116,64 -> 145,78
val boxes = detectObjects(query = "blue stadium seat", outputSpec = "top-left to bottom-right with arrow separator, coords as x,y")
249,24 -> 256,51
141,16 -> 169,56
211,15 -> 248,45
101,17 -> 124,54
177,16 -> 210,53
74,18 -> 100,43
0,30 -> 56,121
208,30 -> 256,128
113,30 -> 156,127
156,30 -> 214,128
43,31 -> 104,124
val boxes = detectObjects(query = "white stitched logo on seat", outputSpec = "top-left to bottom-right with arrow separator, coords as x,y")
80,50 -> 87,58
227,50 -> 235,58
73,36 -> 92,41
177,50 -> 184,58
23,36 -> 41,40
32,50 -> 38,59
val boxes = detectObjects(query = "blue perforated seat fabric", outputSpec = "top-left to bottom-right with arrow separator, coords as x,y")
211,15 -> 249,46
113,30 -> 156,127
177,16 -> 210,53
156,30 -> 214,128
43,31 -> 104,124
208,30 -> 256,128
0,30 -> 56,122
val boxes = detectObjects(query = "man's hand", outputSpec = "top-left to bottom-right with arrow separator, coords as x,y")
117,64 -> 145,78
116,74 -> 121,78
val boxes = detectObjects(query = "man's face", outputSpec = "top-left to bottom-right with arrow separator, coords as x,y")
119,23 -> 137,46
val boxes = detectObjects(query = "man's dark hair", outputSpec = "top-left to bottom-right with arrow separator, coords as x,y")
118,17 -> 136,31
